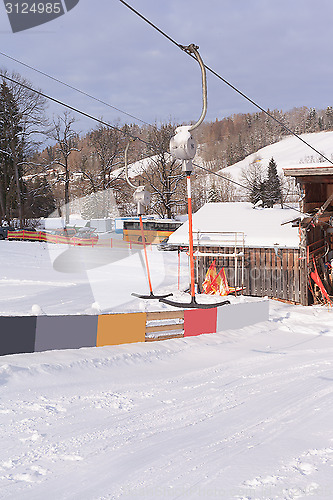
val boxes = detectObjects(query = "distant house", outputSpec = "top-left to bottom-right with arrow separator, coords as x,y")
169,202 -> 306,304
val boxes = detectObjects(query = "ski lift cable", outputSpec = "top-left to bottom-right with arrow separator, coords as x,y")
0,72 -> 306,219
1,67 -> 307,220
117,0 -> 333,168
2,7 -> 332,177
0,51 -> 151,126
193,162 -> 310,218
0,73 -> 153,148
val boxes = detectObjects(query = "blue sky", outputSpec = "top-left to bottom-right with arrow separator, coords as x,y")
1,0 -> 333,134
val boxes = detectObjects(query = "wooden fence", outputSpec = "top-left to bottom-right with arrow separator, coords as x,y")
197,246 -> 303,304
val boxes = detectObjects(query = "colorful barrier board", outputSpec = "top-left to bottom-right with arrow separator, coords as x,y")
216,300 -> 269,332
0,316 -> 36,356
35,315 -> 98,352
0,300 -> 269,357
184,308 -> 217,337
97,312 -> 146,347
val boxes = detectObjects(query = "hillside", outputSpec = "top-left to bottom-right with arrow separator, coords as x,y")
19,109 -> 333,219
221,130 -> 333,183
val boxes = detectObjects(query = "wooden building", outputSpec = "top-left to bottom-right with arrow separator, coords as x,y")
168,202 -> 305,304
283,163 -> 333,305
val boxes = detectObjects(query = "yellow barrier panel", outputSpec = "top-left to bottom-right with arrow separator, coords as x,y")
97,312 -> 146,347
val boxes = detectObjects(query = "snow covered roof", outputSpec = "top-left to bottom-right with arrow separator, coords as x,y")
168,202 -> 300,248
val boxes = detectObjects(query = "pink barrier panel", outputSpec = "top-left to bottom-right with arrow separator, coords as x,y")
184,308 -> 217,337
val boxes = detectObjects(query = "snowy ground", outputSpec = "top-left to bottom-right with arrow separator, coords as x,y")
0,300 -> 332,499
0,241 -> 333,499
0,239 -> 190,316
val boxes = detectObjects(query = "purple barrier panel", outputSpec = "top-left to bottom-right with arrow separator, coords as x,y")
0,316 -> 36,356
184,308 -> 217,337
216,300 -> 269,332
35,315 -> 98,353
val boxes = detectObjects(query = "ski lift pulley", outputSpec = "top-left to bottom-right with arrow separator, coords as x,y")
123,140 -> 172,301
160,44 -> 230,310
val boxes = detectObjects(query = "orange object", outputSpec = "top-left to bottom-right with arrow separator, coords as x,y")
139,215 -> 153,294
187,175 -> 196,299
310,258 -> 332,306
203,263 -> 230,296
97,312 -> 146,346
202,260 -> 217,294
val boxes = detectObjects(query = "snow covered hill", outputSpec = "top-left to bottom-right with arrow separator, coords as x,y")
221,130 -> 333,182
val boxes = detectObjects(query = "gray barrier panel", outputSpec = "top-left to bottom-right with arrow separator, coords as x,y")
217,300 -> 269,331
0,316 -> 37,356
35,315 -> 98,352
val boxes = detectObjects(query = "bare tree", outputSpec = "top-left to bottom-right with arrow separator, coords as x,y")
241,156 -> 266,204
76,123 -> 136,216
47,112 -> 80,223
139,123 -> 185,218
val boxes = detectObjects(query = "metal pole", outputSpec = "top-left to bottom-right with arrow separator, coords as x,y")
187,174 -> 196,300
234,236 -> 237,296
139,215 -> 153,295
178,248 -> 180,290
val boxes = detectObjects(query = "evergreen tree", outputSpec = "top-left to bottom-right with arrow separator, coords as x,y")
0,81 -> 25,223
250,179 -> 265,206
26,176 -> 56,218
207,181 -> 221,203
263,157 -> 282,208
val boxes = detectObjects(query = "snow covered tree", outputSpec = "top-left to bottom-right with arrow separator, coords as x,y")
241,156 -> 266,206
263,157 -> 282,208
25,176 -> 56,218
207,181 -> 221,203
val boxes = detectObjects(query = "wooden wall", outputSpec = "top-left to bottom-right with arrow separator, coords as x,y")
197,246 -> 302,304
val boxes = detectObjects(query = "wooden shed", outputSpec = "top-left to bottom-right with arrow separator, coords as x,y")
283,163 -> 333,305
168,203 -> 305,304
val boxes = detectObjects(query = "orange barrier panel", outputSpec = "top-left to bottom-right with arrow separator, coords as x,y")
97,312 -> 146,347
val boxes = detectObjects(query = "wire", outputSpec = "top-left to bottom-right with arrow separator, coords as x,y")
0,72 -> 305,217
117,0 -> 333,167
193,162 -> 307,217
118,0 -> 182,51
0,73 -> 153,148
0,50 -> 151,126
193,162 -> 250,191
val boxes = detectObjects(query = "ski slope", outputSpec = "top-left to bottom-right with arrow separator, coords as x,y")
0,300 -> 332,499
0,222 -> 332,499
222,130 -> 333,182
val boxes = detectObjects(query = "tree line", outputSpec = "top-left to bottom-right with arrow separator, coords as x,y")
1,69 -> 332,226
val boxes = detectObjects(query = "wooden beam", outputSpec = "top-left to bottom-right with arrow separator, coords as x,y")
146,323 -> 184,334
146,333 -> 184,342
146,311 -> 184,321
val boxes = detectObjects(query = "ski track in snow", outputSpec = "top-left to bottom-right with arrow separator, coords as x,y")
0,301 -> 332,499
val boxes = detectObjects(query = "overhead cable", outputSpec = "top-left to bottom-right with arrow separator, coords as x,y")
0,72 -> 306,217
0,50 -> 150,126
117,0 -> 333,167
0,73 -> 152,148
